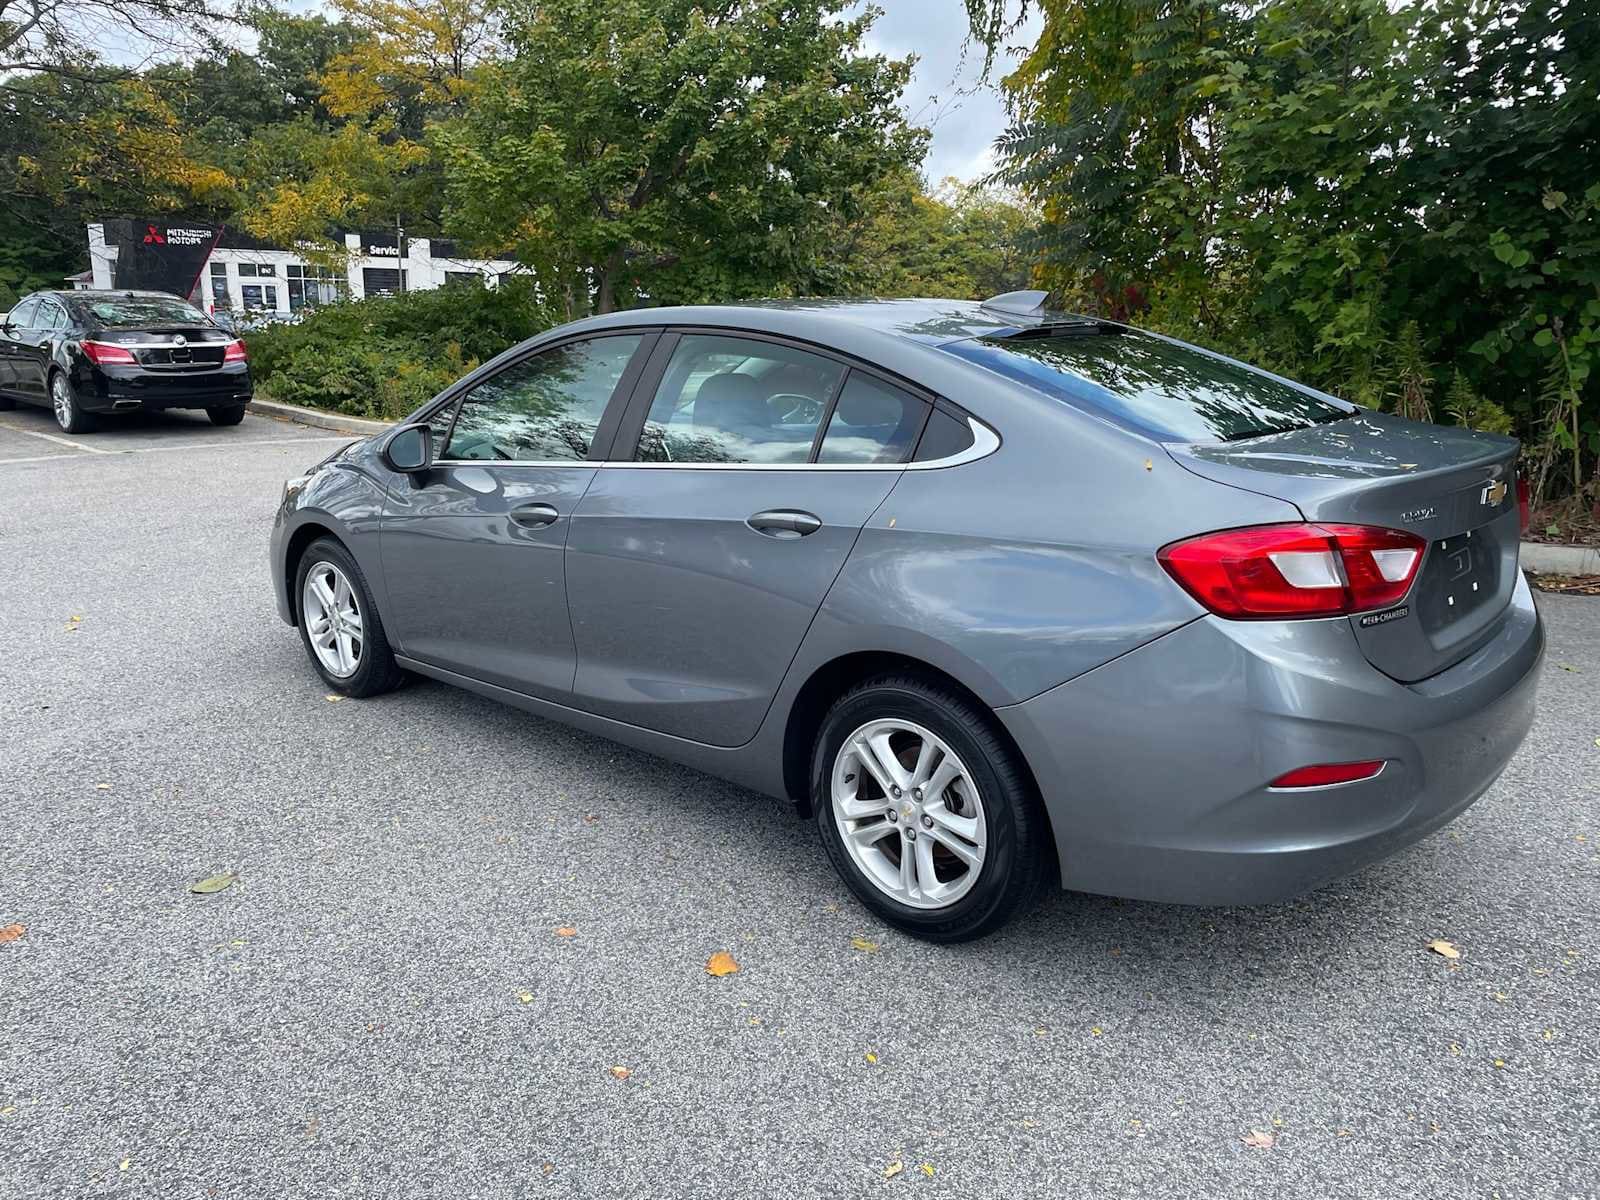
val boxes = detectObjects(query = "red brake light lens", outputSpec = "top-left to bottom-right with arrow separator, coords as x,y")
81,340 -> 138,365
1159,523 -> 1425,619
1515,473 -> 1530,535
1270,760 -> 1386,788
223,339 -> 248,363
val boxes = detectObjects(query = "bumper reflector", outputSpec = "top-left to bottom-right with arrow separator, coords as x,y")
1270,760 -> 1386,788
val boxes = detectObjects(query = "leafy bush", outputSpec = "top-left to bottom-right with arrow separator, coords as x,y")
245,277 -> 555,419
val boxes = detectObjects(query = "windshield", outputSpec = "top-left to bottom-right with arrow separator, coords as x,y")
82,297 -> 207,327
942,330 -> 1351,442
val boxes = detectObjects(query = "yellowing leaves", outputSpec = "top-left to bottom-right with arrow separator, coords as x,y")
554,926 -> 577,938
517,991 -> 534,1004
850,936 -> 879,953
882,1160 -> 903,1179
705,950 -> 740,977
0,923 -> 25,945
608,1065 -> 631,1080
1427,939 -> 1461,960
189,872 -> 238,895
1241,1129 -> 1277,1149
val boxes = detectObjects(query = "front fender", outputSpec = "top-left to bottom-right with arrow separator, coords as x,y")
271,461 -> 390,628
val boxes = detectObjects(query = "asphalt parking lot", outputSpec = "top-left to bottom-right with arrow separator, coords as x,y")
2,404 -> 1597,1198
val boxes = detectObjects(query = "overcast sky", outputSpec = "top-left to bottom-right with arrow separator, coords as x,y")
857,1 -> 1039,183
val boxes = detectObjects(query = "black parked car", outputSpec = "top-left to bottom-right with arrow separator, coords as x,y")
0,289 -> 252,433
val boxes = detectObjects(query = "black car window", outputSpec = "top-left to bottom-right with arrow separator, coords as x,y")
39,301 -> 68,332
635,334 -> 845,464
816,372 -> 928,465
7,297 -> 40,329
83,297 -> 206,327
444,335 -> 644,463
942,329 -> 1351,443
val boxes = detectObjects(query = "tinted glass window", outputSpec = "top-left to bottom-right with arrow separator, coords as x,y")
84,296 -> 205,327
40,302 -> 68,331
913,407 -> 976,462
942,330 -> 1349,442
816,373 -> 927,464
636,335 -> 845,464
7,298 -> 40,328
445,335 -> 643,462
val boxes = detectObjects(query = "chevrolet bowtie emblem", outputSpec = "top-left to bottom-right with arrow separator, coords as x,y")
1480,480 -> 1508,506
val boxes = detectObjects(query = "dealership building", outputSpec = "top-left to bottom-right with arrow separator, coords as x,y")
82,219 -> 521,316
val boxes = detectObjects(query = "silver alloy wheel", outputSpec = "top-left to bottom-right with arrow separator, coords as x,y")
51,374 -> 74,430
831,718 -> 988,910
302,560 -> 364,678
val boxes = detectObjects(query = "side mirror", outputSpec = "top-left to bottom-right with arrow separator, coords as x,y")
382,422 -> 433,473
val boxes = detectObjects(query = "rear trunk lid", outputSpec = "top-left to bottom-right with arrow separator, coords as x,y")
1168,413 -> 1521,682
91,324 -> 231,371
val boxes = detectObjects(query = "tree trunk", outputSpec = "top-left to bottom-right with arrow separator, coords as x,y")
594,249 -> 627,314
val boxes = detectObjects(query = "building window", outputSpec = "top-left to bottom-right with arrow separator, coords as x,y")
238,263 -> 258,278
241,284 -> 278,311
286,263 -> 344,311
209,261 -> 228,305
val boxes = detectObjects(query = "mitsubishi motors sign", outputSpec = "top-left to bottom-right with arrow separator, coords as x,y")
106,219 -> 222,298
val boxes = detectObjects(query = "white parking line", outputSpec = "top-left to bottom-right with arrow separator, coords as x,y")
0,419 -> 114,453
0,426 -> 351,466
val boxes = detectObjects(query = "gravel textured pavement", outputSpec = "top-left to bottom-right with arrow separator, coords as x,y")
1,404 -> 1597,1198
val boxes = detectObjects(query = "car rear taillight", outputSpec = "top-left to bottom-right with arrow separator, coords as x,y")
1270,761 -> 1386,788
223,339 -> 248,363
1516,473 -> 1530,535
81,340 -> 138,365
1158,523 -> 1425,619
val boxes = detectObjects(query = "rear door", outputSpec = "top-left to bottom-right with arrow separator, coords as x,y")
378,331 -> 654,700
565,332 -> 930,746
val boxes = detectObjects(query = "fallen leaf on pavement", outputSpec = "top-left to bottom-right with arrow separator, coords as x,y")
919,1164 -> 935,1177
865,1051 -> 878,1063
119,1159 -> 130,1171
189,873 -> 237,895
518,992 -> 534,1004
706,950 -> 740,977
95,783 -> 111,791
1492,1058 -> 1506,1069
0,923 -> 24,944
324,694 -> 345,704
850,936 -> 879,953
1427,939 -> 1461,960
554,926 -> 576,938
1091,1026 -> 1104,1037
1242,1130 -> 1277,1149
882,1161 -> 903,1179
608,1065 -> 631,1080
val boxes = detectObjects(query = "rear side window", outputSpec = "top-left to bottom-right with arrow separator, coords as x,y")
635,334 -> 845,465
445,335 -> 643,462
816,373 -> 927,464
942,329 -> 1349,442
7,298 -> 40,328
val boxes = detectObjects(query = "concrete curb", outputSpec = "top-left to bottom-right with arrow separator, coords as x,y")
1522,540 -> 1600,576
248,397 -> 393,438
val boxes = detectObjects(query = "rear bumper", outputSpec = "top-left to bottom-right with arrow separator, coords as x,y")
998,572 -> 1544,905
76,363 -> 251,412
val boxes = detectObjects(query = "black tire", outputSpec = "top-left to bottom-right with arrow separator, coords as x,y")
292,536 -> 406,698
0,393 -> 15,410
812,673 -> 1050,942
208,404 -> 247,427
49,371 -> 97,433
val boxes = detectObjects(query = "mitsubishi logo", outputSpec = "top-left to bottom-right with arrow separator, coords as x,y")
143,224 -> 166,244
1480,480 -> 1508,507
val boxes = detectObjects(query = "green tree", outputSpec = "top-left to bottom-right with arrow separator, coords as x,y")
434,0 -> 926,315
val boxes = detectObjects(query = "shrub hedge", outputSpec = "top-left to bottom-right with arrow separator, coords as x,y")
244,278 -> 555,420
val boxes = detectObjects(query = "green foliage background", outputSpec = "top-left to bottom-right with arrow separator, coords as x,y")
977,0 -> 1599,502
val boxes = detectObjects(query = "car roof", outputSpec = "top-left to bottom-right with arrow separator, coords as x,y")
569,297 -> 1056,349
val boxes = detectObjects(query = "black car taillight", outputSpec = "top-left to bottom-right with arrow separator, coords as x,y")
81,340 -> 138,365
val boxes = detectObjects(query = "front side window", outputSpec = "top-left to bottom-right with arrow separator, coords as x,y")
444,335 -> 643,462
635,335 -> 845,464
816,373 -> 927,465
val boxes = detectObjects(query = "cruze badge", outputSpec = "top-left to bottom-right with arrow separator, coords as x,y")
1481,480 -> 1507,506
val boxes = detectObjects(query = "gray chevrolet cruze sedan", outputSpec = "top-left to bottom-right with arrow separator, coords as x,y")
270,293 -> 1543,940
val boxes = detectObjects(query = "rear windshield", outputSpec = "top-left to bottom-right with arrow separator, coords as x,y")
81,297 -> 205,327
942,330 -> 1350,442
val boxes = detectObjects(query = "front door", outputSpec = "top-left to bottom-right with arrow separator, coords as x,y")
566,333 -> 931,746
379,332 -> 651,700
0,297 -> 42,400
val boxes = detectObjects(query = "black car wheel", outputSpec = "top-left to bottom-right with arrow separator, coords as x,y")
50,371 -> 97,434
294,536 -> 406,698
812,673 -> 1050,943
0,394 -> 15,411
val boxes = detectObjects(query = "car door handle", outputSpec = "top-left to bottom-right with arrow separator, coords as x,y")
509,503 -> 560,528
747,509 -> 822,538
